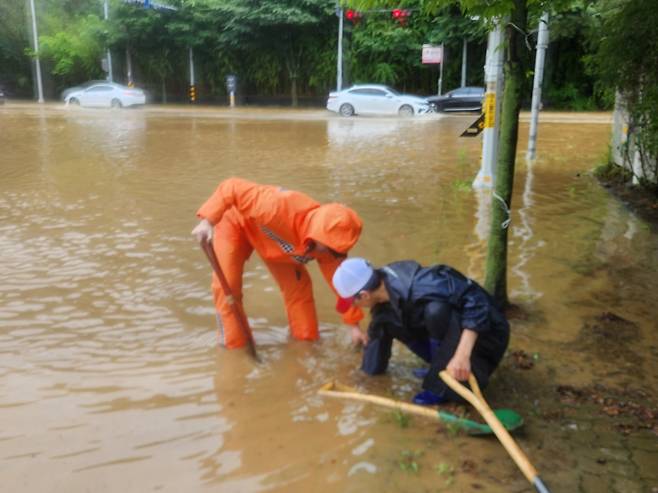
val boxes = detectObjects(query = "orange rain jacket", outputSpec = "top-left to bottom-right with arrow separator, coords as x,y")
197,177 -> 364,348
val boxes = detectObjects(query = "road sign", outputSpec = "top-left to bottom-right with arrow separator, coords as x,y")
226,75 -> 237,92
422,44 -> 443,64
483,93 -> 496,128
460,114 -> 485,138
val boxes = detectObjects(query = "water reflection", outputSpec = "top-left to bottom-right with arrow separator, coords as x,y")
63,108 -> 147,161
465,188 -> 492,279
326,118 -> 405,148
511,158 -> 543,301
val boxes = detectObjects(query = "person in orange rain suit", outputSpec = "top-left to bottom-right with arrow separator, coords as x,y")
192,177 -> 366,348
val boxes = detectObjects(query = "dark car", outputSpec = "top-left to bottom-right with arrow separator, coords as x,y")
0,86 -> 5,104
427,86 -> 484,112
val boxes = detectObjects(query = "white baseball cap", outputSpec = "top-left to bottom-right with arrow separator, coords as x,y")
333,257 -> 375,299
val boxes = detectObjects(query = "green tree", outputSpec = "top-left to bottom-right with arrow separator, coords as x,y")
351,0 -> 557,306
39,15 -> 105,87
342,5 -> 487,95
590,0 -> 658,186
0,0 -> 32,96
214,0 -> 336,106
111,2 -> 181,102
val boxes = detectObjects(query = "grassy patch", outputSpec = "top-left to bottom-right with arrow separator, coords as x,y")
398,449 -> 423,473
391,409 -> 411,429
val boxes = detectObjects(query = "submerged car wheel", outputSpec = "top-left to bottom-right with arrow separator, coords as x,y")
339,103 -> 355,117
398,105 -> 414,117
69,97 -> 80,105
111,98 -> 122,109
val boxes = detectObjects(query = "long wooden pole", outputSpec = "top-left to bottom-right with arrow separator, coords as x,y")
440,372 -> 551,493
319,381 -> 440,420
200,241 -> 260,362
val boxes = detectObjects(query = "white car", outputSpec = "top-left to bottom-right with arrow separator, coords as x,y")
64,82 -> 146,108
326,84 -> 432,117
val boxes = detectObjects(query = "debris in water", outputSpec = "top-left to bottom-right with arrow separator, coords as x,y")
510,350 -> 535,370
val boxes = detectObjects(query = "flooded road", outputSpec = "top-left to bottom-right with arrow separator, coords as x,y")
1,103 -> 656,492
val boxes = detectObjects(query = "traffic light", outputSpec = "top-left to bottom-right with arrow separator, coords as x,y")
345,9 -> 362,24
189,85 -> 196,103
391,8 -> 410,25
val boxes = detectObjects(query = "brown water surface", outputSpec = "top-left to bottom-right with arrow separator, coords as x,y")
1,104 -> 656,492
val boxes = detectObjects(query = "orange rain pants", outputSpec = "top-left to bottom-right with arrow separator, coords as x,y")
198,178 -> 363,349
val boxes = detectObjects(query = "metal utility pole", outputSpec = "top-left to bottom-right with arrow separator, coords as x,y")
336,7 -> 344,91
473,22 -> 504,189
103,0 -> 113,82
437,45 -> 444,95
126,47 -> 133,86
461,38 -> 467,87
526,12 -> 550,161
28,0 -> 44,103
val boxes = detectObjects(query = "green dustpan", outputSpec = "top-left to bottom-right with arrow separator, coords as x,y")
438,408 -> 524,436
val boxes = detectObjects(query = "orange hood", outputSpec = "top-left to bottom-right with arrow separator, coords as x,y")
302,203 -> 363,254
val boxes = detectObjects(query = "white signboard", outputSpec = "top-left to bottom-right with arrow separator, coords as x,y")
422,44 -> 443,64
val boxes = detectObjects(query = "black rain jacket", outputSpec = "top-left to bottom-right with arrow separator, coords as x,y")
363,260 -> 509,395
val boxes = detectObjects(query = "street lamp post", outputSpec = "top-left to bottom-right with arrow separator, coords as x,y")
28,0 -> 44,103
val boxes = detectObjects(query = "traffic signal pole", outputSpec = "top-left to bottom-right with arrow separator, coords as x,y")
28,0 -> 44,103
473,22 -> 504,189
336,7 -> 344,91
461,38 -> 467,87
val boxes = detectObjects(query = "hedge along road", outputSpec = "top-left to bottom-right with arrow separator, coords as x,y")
0,103 -> 655,493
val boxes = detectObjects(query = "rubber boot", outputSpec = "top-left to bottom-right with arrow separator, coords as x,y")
412,339 -> 440,379
412,389 -> 448,406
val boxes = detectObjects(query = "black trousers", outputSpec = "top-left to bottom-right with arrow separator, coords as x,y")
361,301 -> 509,401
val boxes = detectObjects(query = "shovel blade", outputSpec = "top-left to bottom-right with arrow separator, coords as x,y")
438,408 -> 524,436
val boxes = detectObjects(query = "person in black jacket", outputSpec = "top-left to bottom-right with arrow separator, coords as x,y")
333,257 -> 509,405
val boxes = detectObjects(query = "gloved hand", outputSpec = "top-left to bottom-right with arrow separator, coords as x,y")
192,218 -> 214,244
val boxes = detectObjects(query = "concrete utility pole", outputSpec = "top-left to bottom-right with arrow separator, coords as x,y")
28,0 -> 44,103
473,22 -> 504,189
461,38 -> 467,87
336,7 -> 344,91
527,12 -> 550,161
103,0 -> 113,82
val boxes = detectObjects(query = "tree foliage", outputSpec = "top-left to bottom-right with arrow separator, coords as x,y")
0,0 -> 32,94
0,0 -> 619,110
590,0 -> 658,185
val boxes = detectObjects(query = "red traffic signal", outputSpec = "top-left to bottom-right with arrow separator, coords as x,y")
391,8 -> 410,24
345,9 -> 362,23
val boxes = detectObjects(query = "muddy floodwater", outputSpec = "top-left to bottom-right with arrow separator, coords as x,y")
1,104 -> 656,492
